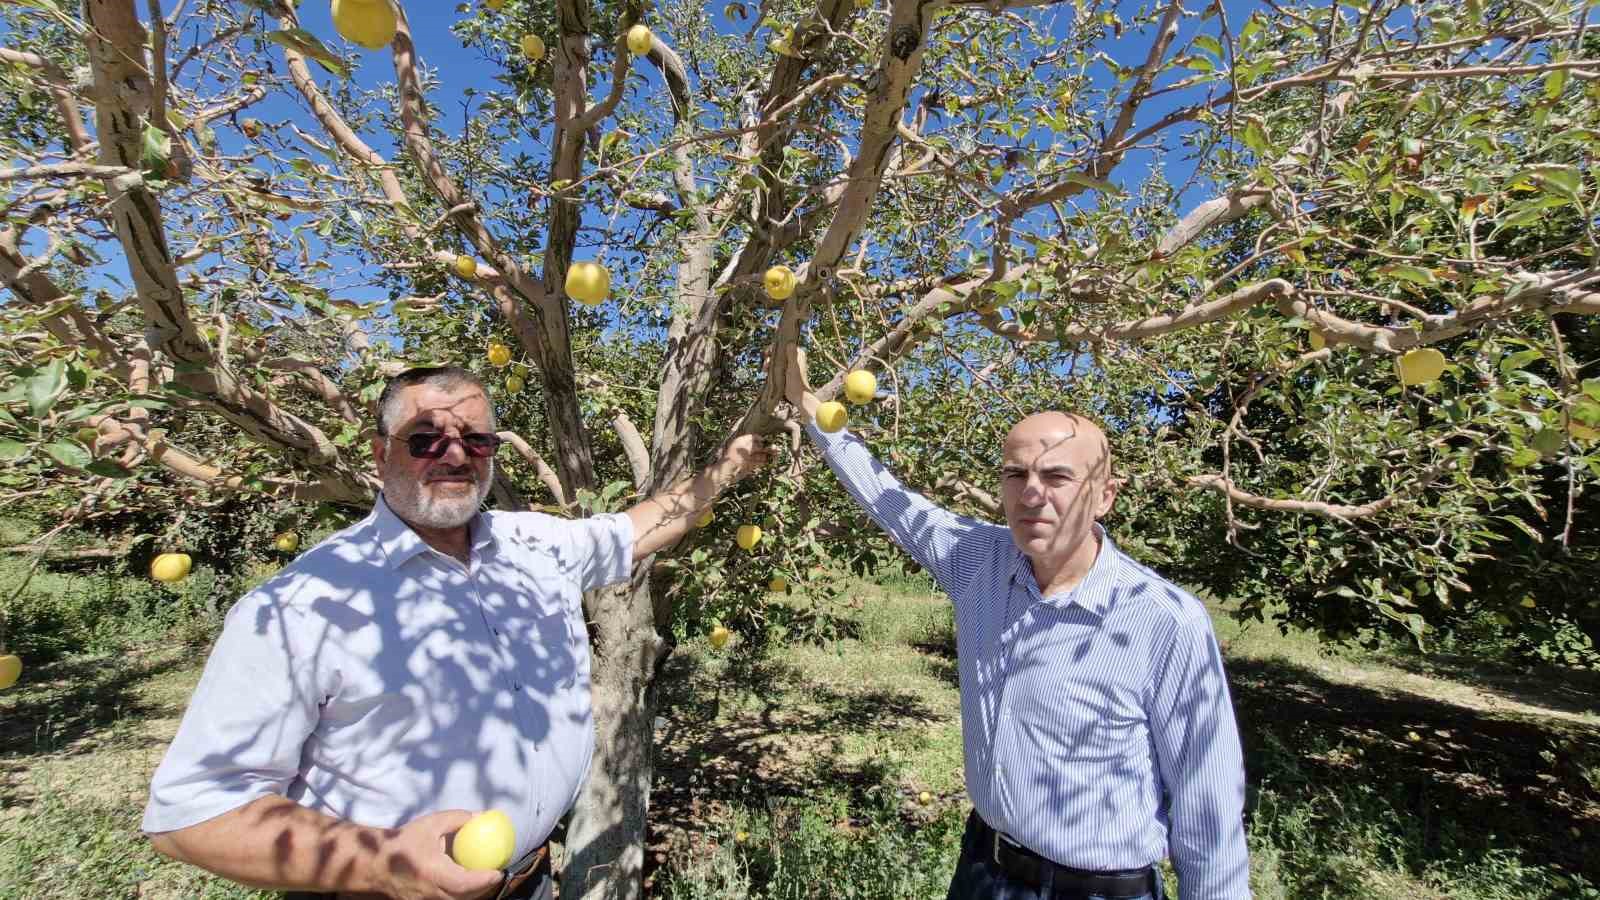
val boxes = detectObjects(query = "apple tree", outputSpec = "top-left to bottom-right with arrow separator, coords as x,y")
3,0 -> 1599,896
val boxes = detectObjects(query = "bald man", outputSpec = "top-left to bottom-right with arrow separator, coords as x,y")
785,350 -> 1249,900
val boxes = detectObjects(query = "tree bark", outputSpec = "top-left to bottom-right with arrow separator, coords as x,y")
563,572 -> 664,900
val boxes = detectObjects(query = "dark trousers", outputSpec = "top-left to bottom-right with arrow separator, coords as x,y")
946,812 -> 1167,900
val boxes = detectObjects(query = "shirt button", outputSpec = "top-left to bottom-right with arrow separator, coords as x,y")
513,683 -> 522,691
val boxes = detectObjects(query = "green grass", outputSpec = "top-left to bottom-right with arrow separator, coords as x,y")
2,567 -> 1597,899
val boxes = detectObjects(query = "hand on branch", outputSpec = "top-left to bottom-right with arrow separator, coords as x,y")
782,344 -> 821,424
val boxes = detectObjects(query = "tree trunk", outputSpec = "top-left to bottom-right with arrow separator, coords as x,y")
563,569 -> 664,900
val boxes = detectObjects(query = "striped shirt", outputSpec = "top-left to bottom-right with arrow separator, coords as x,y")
810,425 -> 1251,900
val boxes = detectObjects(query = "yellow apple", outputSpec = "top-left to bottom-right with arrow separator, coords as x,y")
566,261 -> 610,305
1308,330 -> 1326,351
625,24 -> 653,56
1396,348 -> 1446,386
487,342 -> 513,367
454,255 -> 478,279
769,575 -> 788,593
452,810 -> 516,871
709,625 -> 732,649
734,829 -> 749,844
151,552 -> 190,583
770,26 -> 798,57
0,654 -> 20,690
918,791 -> 932,805
331,0 -> 398,50
274,532 -> 300,553
506,375 -> 525,393
814,400 -> 847,434
736,524 -> 762,550
763,265 -> 796,300
486,0 -> 505,9
843,370 -> 877,405
694,507 -> 714,528
520,33 -> 545,61
1521,597 -> 1538,609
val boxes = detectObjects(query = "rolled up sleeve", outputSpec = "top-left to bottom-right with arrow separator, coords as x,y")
569,512 -> 635,593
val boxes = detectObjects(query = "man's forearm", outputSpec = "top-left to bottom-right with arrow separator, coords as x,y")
149,795 -> 390,893
627,458 -> 741,559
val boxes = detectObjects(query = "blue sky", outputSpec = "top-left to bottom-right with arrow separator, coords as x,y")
6,0 -> 1271,315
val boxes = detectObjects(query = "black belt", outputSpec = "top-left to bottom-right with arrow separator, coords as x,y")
972,813 -> 1159,899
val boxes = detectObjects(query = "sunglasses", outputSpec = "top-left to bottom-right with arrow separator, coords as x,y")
394,432 -> 504,459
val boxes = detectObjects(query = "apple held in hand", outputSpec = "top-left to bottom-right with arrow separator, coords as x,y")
452,810 -> 516,871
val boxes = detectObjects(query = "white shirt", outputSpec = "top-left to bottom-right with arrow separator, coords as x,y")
142,496 -> 633,869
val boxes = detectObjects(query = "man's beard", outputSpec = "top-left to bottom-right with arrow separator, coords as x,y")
385,459 -> 494,530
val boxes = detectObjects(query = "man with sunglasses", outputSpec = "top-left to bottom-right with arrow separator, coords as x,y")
142,366 -> 772,900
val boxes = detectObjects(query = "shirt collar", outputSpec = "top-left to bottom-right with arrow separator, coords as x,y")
373,494 -> 495,569
1010,522 -> 1125,617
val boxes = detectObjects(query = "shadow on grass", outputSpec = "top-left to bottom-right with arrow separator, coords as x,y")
649,648 -> 946,834
1229,654 -> 1600,889
1360,648 -> 1600,720
0,649 -> 191,804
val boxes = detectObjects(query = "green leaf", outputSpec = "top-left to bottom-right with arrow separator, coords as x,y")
26,358 -> 66,419
86,459 -> 135,479
42,440 -> 91,470
1242,118 -> 1267,153
265,29 -> 353,78
1061,172 -> 1120,194
1381,264 -> 1437,286
1506,448 -> 1542,469
1193,35 -> 1223,58
0,440 -> 28,462
1240,15 -> 1261,41
1497,513 -> 1544,541
140,124 -> 171,175
1545,69 -> 1568,100
1499,349 -> 1543,374
1510,164 -> 1581,199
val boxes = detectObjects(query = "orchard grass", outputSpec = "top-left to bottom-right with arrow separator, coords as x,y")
1,569 -> 1596,899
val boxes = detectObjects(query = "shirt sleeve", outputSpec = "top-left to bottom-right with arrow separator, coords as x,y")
141,581 -> 327,834
566,511 -> 635,592
1147,600 -> 1252,900
807,423 -> 996,600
